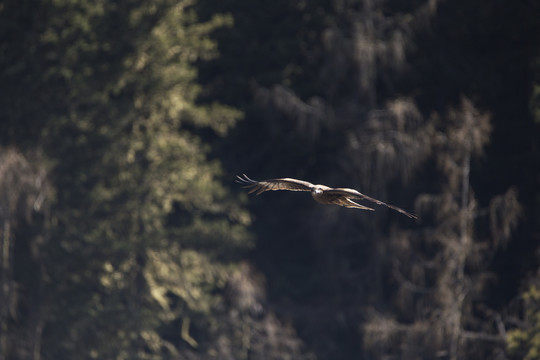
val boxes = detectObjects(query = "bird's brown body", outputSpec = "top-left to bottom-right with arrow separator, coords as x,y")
236,174 -> 417,219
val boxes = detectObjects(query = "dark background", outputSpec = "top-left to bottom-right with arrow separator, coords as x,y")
1,0 -> 539,359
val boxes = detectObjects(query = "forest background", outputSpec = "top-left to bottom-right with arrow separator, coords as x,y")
1,0 -> 539,359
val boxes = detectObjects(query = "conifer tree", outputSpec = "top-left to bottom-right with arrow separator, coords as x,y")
0,1 -> 251,359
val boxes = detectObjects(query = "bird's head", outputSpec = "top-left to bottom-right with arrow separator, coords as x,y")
312,186 -> 324,195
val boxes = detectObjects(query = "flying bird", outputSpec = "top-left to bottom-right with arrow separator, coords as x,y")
236,174 -> 417,219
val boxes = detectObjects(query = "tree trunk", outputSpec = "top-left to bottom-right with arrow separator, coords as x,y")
0,219 -> 12,360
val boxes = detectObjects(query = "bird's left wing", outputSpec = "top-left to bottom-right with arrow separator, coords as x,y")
326,188 -> 417,219
236,174 -> 314,195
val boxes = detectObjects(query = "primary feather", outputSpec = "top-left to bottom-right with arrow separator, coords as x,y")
236,174 -> 313,194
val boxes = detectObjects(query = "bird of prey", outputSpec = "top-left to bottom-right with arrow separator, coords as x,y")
236,174 -> 417,219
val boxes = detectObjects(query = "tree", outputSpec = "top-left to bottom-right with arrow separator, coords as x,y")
507,274 -> 540,360
364,98 -> 520,359
0,0 -> 255,359
0,149 -> 50,360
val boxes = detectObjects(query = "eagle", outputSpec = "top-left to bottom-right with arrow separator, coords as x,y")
236,174 -> 417,219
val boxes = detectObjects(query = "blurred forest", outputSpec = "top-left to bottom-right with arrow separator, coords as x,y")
1,0 -> 539,359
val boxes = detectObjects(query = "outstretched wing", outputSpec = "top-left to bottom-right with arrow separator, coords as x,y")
236,174 -> 314,195
325,188 -> 417,219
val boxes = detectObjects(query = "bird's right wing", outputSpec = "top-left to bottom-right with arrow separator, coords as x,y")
327,188 -> 418,219
236,174 -> 314,195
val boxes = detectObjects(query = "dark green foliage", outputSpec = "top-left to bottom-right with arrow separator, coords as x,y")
508,278 -> 540,360
1,0 -> 253,359
1,0 -> 540,359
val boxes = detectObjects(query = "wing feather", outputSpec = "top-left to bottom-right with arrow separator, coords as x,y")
325,188 -> 417,219
235,174 -> 314,195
